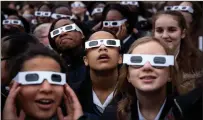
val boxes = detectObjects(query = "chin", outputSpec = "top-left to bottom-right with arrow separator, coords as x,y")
33,111 -> 55,120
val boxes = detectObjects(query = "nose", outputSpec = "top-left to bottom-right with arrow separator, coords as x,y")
162,30 -> 169,39
39,80 -> 52,93
59,31 -> 68,38
142,61 -> 153,71
98,44 -> 108,52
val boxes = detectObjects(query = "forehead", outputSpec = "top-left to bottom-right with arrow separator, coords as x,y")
106,9 -> 124,20
55,7 -> 71,15
132,41 -> 166,55
179,2 -> 192,7
155,14 -> 179,27
54,19 -> 73,29
89,31 -> 115,41
21,56 -> 61,72
8,15 -> 19,20
39,5 -> 51,11
95,3 -> 105,8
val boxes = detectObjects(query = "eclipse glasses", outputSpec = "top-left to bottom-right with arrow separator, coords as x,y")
123,54 -> 174,67
103,19 -> 127,27
50,23 -> 83,38
13,71 -> 66,85
164,6 -> 194,14
85,39 -> 120,49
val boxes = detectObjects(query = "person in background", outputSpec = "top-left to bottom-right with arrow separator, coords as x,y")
152,10 -> 203,94
33,23 -> 52,48
51,5 -> 72,22
85,2 -> 106,31
35,3 -> 53,25
102,3 -> 141,53
48,17 -> 92,90
164,1 -> 203,50
70,1 -> 89,22
3,14 -> 30,33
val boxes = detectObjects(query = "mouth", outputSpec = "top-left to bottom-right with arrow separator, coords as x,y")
35,99 -> 55,110
164,39 -> 172,43
97,54 -> 110,61
60,37 -> 73,44
140,75 -> 157,83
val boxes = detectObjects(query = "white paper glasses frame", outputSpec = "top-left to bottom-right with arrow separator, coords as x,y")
3,20 -> 24,27
123,54 -> 174,67
50,23 -> 83,38
91,8 -> 104,16
120,1 -> 139,6
85,39 -> 120,49
13,71 -> 66,85
35,11 -> 51,17
51,13 -> 72,19
164,6 -> 194,14
71,2 -> 85,8
103,19 -> 127,27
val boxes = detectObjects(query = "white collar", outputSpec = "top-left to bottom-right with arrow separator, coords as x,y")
92,90 -> 114,113
123,34 -> 132,44
137,98 -> 167,120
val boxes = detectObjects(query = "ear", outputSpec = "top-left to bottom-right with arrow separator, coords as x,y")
181,29 -> 186,39
118,54 -> 122,64
83,56 -> 89,66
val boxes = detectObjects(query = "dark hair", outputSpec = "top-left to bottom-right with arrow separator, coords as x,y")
48,17 -> 92,53
1,33 -> 40,85
8,43 -> 67,82
37,3 -> 54,11
102,3 -> 134,34
1,33 -> 39,59
51,5 -> 71,13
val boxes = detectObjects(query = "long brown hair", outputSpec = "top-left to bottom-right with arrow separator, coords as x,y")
115,36 -> 181,120
152,11 -> 203,73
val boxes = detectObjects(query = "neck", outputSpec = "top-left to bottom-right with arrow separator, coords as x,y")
62,46 -> 82,57
136,87 -> 166,120
90,68 -> 118,91
174,43 -> 180,60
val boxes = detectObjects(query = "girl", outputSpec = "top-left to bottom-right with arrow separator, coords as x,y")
3,44 -> 85,120
152,11 -> 203,94
115,37 -> 181,120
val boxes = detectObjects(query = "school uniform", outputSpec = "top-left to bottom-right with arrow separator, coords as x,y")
76,71 -> 117,119
101,87 -> 202,120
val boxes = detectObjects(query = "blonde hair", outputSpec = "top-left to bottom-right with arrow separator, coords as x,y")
115,36 -> 181,120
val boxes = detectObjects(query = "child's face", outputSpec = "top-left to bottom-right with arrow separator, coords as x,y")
17,56 -> 64,119
127,41 -> 170,92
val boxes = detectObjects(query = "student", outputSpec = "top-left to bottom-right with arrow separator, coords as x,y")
3,44 -> 85,120
164,2 -> 203,49
114,36 -> 181,120
101,3 -> 141,53
35,3 -> 53,25
48,17 -> 92,90
152,10 -> 203,94
51,5 -> 72,22
76,30 -> 122,118
3,14 -> 30,33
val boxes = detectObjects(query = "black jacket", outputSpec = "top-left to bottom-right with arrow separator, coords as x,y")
76,71 -> 117,119
101,87 -> 202,120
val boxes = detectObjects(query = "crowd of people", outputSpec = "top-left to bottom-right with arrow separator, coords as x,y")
1,1 -> 203,120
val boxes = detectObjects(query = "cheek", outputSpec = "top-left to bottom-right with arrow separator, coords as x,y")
127,68 -> 139,82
